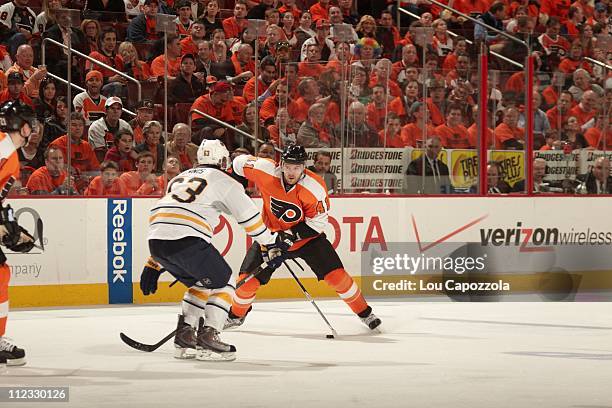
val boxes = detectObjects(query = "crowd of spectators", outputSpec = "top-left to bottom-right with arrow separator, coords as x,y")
0,0 -> 609,196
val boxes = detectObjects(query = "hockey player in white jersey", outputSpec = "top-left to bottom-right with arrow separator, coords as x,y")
140,139 -> 289,361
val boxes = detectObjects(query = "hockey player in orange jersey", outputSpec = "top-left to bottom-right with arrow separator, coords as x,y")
0,100 -> 37,367
226,145 -> 382,331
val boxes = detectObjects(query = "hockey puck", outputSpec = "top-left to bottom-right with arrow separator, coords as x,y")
326,334 -> 334,339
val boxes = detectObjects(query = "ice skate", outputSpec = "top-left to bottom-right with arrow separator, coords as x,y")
173,314 -> 197,359
0,337 -> 26,366
196,320 -> 236,361
359,310 -> 382,331
223,306 -> 251,330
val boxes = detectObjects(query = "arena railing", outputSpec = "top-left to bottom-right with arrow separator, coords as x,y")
397,6 -> 524,70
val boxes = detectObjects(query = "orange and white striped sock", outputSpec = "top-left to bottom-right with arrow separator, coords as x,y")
324,268 -> 369,315
230,273 -> 260,318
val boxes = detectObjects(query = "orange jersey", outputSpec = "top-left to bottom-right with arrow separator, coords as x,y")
85,176 -> 128,196
73,92 -> 107,125
233,155 -> 329,249
50,135 -> 100,172
0,131 -> 20,195
26,167 -> 67,194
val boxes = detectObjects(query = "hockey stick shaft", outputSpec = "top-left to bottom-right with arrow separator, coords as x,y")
120,329 -> 177,352
283,261 -> 339,337
236,261 -> 271,289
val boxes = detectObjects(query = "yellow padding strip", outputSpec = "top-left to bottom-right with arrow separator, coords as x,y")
8,270 -> 612,308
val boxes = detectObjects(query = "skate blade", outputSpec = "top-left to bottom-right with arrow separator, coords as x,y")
6,358 -> 26,366
174,347 -> 196,360
196,348 -> 236,362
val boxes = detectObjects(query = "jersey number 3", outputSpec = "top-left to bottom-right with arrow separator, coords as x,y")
169,177 -> 208,203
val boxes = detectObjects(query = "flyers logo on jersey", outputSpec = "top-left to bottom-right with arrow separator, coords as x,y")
270,197 -> 302,223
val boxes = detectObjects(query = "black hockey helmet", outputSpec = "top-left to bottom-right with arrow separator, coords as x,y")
0,100 -> 36,133
281,144 -> 307,164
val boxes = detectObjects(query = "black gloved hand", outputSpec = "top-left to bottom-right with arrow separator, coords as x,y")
261,233 -> 293,270
7,226 -> 35,253
0,204 -> 22,248
140,257 -> 166,295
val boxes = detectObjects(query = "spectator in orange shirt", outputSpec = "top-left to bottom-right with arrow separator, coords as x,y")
118,42 -> 153,81
436,103 -> 472,149
584,111 -> 611,150
180,19 -> 207,56
369,58 -> 401,97
562,6 -> 584,39
467,105 -> 494,149
298,44 -> 326,78
190,80 -> 236,145
151,34 -> 182,79
426,79 -> 447,127
571,0 -> 594,19
366,85 -> 390,130
559,40 -> 593,75
84,160 -> 128,196
259,80 -> 297,126
243,56 -> 277,102
292,78 -> 321,123
86,27 -> 125,94
569,90 -> 598,130
378,112 -> 404,147
546,90 -> 573,130
309,0 -> 330,24
104,130 -> 137,172
6,44 -> 48,99
119,150 -> 158,195
50,112 -> 100,174
442,36 -> 468,74
167,123 -> 197,169
267,107 -> 299,148
0,73 -> 34,108
128,99 -> 154,144
26,146 -> 72,195
494,107 -> 525,149
401,102 -> 436,148
222,0 -> 248,40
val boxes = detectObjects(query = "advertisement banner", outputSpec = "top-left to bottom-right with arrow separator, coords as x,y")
107,199 -> 133,304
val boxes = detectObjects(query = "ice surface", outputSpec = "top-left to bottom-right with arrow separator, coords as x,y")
2,300 -> 611,408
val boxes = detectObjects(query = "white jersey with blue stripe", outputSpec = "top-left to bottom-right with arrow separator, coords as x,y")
148,166 -> 276,245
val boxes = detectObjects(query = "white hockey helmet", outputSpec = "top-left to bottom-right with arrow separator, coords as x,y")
197,139 -> 230,168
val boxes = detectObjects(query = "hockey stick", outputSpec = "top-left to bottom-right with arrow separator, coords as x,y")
119,330 -> 177,352
283,261 -> 339,338
236,261 -> 271,289
120,262 -> 273,352
35,217 -> 44,251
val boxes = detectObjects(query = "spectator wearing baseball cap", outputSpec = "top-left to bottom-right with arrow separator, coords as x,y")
300,19 -> 335,62
169,53 -> 206,104
88,96 -> 133,161
0,72 -> 34,108
127,0 -> 161,43
129,99 -> 155,144
190,81 -> 236,145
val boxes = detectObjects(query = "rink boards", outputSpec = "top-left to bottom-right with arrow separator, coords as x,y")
7,196 -> 612,307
